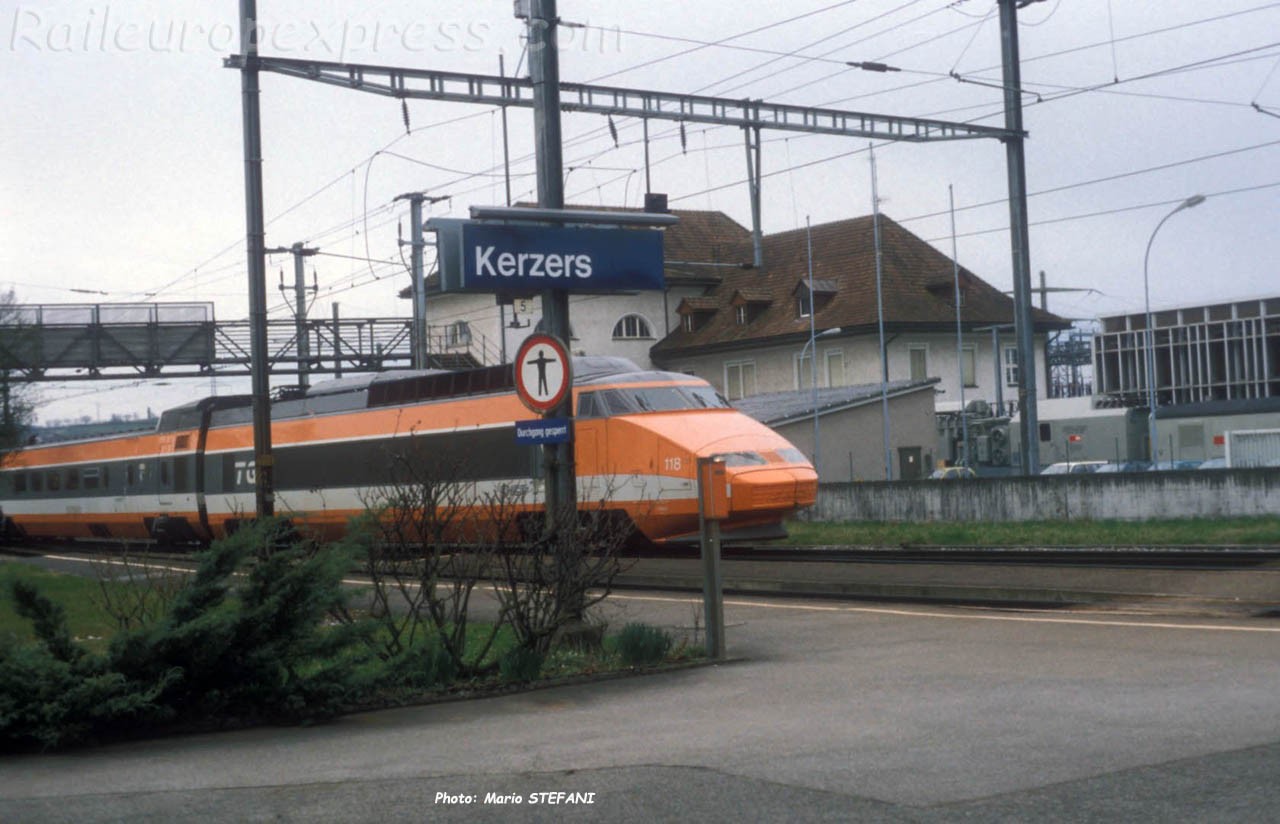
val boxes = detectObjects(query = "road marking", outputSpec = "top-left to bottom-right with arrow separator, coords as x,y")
609,592 -> 1280,634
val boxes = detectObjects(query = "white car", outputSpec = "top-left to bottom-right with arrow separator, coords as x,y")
1040,461 -> 1107,475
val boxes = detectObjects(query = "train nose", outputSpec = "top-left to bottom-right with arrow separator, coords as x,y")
730,466 -> 818,513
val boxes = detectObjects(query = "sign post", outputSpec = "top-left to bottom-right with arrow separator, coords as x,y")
697,456 -> 728,660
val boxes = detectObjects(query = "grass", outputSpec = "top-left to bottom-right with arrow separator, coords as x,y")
0,562 -> 121,646
785,516 -> 1280,547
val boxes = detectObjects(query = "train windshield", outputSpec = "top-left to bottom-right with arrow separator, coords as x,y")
578,385 -> 731,417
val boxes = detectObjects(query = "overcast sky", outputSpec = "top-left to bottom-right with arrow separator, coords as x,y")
3,1 -> 1278,422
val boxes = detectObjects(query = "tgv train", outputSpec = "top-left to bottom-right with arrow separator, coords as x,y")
0,358 -> 817,546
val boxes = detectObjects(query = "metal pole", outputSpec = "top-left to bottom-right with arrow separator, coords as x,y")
950,185 -> 968,467
528,0 -> 575,525
292,244 -> 310,389
238,0 -> 273,518
331,302 -> 342,378
744,126 -> 763,269
643,118 -> 652,195
870,144 -> 892,481
993,327 -> 1003,415
998,0 -> 1040,476
806,217 -> 819,474
408,194 -> 428,369
499,53 -> 513,208
697,457 -> 726,660
1143,195 -> 1206,463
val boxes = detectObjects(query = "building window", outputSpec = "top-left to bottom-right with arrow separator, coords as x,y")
797,291 -> 812,318
909,345 -> 928,381
825,350 -> 845,387
795,351 -> 814,391
611,314 -> 653,340
961,345 -> 977,388
446,320 -> 471,346
681,314 -> 695,333
1003,345 -> 1020,387
724,361 -> 757,400
735,305 -> 748,325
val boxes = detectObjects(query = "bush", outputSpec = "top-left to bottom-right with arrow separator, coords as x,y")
615,623 -> 672,667
498,647 -> 544,684
1,519 -> 377,751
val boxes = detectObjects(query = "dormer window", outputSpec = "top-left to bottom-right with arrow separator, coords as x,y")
793,279 -> 836,318
927,277 -> 968,307
731,288 -> 772,325
676,296 -> 719,334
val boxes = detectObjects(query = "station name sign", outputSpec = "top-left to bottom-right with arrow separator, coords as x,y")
428,218 -> 665,293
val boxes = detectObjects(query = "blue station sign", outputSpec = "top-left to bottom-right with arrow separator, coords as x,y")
428,218 -> 665,293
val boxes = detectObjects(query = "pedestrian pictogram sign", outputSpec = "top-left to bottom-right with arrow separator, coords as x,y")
514,333 -> 572,415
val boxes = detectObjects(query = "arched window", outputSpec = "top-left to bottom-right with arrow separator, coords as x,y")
612,314 -> 653,340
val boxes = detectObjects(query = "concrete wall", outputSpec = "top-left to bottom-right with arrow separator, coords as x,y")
771,387 -> 938,483
804,469 -> 1280,523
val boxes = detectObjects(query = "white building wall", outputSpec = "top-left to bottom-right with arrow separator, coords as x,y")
428,288 -> 684,369
661,331 -> 1051,408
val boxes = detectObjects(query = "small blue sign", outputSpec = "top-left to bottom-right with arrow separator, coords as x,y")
428,219 -> 665,293
515,417 -> 573,445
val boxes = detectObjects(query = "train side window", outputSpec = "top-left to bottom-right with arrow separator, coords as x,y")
66,469 -> 80,490
1039,423 -> 1052,443
160,461 -> 170,486
83,467 -> 100,490
578,392 -> 599,418
47,471 -> 61,491
102,466 -> 110,488
13,473 -> 27,494
31,472 -> 42,492
127,464 -> 135,486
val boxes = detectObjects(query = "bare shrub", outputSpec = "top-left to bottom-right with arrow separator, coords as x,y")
89,544 -> 191,632
345,439 -> 504,677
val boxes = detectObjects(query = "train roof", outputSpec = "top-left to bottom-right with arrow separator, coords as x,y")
148,357 -> 701,432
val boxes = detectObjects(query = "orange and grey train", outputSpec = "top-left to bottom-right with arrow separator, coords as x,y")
0,358 -> 817,546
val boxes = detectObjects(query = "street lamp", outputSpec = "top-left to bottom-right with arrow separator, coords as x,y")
802,327 -> 843,475
1143,194 -> 1206,465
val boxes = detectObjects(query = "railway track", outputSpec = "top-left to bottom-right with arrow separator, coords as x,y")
6,540 -> 1280,614
655,544 -> 1280,571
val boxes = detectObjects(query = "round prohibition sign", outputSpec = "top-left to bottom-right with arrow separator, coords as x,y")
514,333 -> 572,414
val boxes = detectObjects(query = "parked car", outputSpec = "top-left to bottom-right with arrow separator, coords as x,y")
1040,461 -> 1107,475
930,466 -> 977,480
1094,460 -> 1152,474
1148,460 -> 1202,471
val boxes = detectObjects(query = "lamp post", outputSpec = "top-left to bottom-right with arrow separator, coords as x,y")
802,327 -> 843,475
1143,194 -> 1206,464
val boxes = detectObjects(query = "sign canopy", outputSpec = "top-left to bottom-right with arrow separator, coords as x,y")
428,218 -> 665,294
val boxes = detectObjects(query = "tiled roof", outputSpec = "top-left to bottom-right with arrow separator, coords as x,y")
651,213 -> 1070,359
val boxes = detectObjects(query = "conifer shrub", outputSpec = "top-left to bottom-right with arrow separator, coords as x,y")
1,519 -> 377,751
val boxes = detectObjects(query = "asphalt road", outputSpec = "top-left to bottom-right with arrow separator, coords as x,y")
3,587 -> 1280,822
